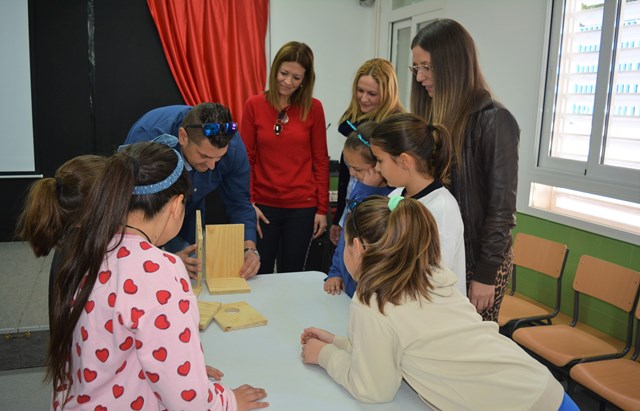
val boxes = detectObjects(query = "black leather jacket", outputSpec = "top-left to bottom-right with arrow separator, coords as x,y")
450,99 -> 519,285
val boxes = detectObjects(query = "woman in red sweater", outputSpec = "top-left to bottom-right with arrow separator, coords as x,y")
241,41 -> 329,274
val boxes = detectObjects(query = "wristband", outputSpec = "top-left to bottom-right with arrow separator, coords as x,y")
244,247 -> 260,258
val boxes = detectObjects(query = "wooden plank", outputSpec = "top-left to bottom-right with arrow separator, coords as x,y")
193,210 -> 204,296
213,301 -> 267,332
209,277 -> 250,295
197,301 -> 222,330
205,224 -> 248,294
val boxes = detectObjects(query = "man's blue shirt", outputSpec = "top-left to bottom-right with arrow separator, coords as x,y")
125,105 -> 256,244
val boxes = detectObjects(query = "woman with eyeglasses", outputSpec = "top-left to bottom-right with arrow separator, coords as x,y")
330,58 -> 404,247
241,41 -> 329,274
410,19 -> 520,321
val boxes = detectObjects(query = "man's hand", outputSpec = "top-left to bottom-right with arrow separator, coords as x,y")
468,280 -> 495,313
253,204 -> 269,240
323,277 -> 343,295
312,214 -> 327,239
175,244 -> 201,279
329,225 -> 341,246
240,241 -> 260,279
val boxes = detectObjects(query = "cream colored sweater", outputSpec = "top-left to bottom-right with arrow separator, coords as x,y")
318,266 -> 564,411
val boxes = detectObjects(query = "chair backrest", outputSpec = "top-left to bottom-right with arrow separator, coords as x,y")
573,255 -> 640,313
512,233 -> 569,279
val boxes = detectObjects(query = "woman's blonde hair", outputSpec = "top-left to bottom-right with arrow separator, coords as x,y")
266,41 -> 315,120
340,58 -> 404,124
344,196 -> 441,314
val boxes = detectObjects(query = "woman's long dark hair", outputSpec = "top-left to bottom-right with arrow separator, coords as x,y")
46,142 -> 190,394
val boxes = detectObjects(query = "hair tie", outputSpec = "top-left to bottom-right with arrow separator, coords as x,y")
346,120 -> 370,147
388,196 -> 404,211
54,176 -> 63,194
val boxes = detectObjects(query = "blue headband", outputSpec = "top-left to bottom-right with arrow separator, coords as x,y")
118,134 -> 185,195
346,120 -> 370,147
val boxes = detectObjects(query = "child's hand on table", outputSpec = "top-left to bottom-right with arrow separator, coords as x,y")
324,277 -> 343,295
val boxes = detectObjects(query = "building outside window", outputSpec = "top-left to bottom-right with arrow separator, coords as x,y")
535,0 -> 640,240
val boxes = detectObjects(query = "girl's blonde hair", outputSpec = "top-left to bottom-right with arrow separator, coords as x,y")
344,196 -> 441,314
340,58 -> 404,124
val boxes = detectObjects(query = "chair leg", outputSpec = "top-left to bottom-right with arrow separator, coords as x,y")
598,399 -> 605,411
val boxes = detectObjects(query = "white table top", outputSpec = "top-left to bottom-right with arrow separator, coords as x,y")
198,271 -> 430,411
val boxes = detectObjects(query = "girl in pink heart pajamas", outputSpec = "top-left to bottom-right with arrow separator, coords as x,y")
47,140 -> 268,410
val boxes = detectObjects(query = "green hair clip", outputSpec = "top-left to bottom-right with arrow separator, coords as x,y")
388,195 -> 404,211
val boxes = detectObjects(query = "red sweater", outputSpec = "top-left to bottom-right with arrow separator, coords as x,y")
241,94 -> 329,214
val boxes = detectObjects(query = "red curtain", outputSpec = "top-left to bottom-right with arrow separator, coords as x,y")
147,0 -> 268,125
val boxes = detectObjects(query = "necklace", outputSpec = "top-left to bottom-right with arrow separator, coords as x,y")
125,224 -> 152,243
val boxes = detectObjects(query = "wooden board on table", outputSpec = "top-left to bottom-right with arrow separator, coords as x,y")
197,301 -> 222,330
213,301 -> 267,332
209,277 -> 250,295
193,210 -> 204,296
205,224 -> 248,294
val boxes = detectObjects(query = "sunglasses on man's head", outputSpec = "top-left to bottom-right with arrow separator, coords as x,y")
184,122 -> 237,137
274,109 -> 289,136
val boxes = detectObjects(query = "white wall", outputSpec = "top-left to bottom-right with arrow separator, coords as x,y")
440,0 -> 550,211
269,0 -> 376,161
0,0 -> 35,174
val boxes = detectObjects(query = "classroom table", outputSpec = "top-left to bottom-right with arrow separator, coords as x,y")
198,271 -> 431,410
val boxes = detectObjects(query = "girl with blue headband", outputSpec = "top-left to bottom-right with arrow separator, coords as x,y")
324,122 -> 392,297
301,196 -> 576,411
47,141 -> 268,410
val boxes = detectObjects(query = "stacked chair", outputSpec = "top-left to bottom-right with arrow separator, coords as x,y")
569,298 -> 640,410
498,233 -> 569,337
512,255 -> 640,383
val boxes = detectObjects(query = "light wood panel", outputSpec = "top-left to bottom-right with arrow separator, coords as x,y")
205,224 -> 249,294
197,301 -> 221,330
193,210 -> 204,296
213,301 -> 267,332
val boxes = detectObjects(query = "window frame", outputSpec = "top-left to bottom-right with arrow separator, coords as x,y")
525,0 -> 640,245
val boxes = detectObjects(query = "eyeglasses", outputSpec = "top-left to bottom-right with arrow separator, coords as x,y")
274,109 -> 289,136
409,64 -> 433,76
346,198 -> 366,249
184,122 -> 238,137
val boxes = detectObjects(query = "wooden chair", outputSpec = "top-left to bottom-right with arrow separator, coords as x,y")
512,255 -> 640,379
568,297 -> 640,411
498,233 -> 569,336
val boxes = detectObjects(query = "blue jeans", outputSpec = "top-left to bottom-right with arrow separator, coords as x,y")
558,392 -> 580,411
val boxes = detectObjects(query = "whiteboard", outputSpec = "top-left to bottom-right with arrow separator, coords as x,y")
0,0 -> 35,173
